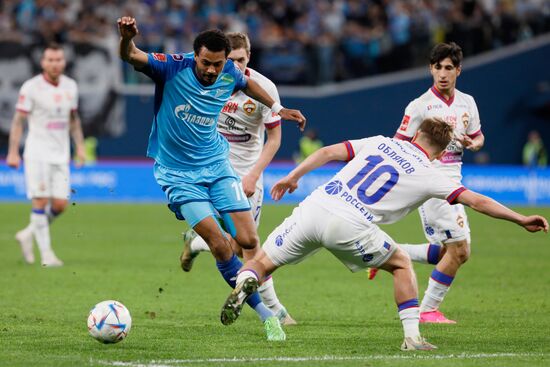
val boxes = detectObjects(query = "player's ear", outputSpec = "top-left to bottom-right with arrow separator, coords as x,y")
456,65 -> 462,76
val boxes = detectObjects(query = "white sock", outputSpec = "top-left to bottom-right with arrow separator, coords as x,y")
190,236 -> 210,253
236,269 -> 258,284
31,212 -> 54,258
420,277 -> 452,312
400,243 -> 441,264
258,276 -> 283,314
399,307 -> 420,339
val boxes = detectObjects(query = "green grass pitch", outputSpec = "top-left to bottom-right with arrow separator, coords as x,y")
1,203 -> 549,367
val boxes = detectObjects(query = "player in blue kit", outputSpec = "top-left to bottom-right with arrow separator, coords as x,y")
117,16 -> 306,341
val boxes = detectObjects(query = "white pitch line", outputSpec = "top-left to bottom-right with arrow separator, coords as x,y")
102,353 -> 548,367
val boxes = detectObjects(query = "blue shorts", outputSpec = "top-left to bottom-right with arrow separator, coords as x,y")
154,160 -> 250,228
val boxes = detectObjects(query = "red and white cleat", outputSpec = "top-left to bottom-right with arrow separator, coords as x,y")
366,267 -> 379,280
420,310 -> 456,324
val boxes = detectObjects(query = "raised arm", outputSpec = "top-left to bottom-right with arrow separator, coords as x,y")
117,16 -> 148,69
6,111 -> 27,169
243,79 -> 306,131
456,190 -> 548,233
271,143 -> 349,201
69,110 -> 86,167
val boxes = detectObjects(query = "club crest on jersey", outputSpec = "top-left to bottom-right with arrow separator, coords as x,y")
243,99 -> 256,115
152,53 -> 167,62
399,115 -> 410,131
457,215 -> 464,228
171,54 -> 184,61
462,112 -> 469,129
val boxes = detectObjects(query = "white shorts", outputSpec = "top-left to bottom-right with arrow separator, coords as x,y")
419,198 -> 471,245
262,200 -> 397,272
24,161 -> 70,200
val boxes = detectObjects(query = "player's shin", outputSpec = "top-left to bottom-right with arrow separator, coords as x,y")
400,243 -> 442,264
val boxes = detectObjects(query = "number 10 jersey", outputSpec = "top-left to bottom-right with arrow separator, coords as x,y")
307,135 -> 466,226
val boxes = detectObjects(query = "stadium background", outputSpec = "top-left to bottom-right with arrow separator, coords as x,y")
0,0 -> 549,205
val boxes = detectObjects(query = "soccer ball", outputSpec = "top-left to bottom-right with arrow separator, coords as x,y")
87,300 -> 132,344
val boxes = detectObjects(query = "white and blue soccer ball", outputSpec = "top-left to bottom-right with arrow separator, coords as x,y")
87,300 -> 132,344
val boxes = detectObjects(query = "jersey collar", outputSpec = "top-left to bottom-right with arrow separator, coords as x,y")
430,86 -> 454,106
411,141 -> 430,159
42,73 -> 60,87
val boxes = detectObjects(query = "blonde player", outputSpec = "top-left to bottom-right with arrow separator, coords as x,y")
179,32 -> 295,325
7,43 -> 85,267
386,42 -> 484,323
219,118 -> 547,350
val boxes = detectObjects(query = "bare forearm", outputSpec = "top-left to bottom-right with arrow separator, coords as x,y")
8,113 -> 25,155
119,38 -> 147,68
463,193 -> 524,224
288,146 -> 343,181
469,134 -> 485,152
249,132 -> 281,179
70,114 -> 85,147
244,80 -> 275,109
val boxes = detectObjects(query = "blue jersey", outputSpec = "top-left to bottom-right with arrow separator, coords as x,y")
140,52 -> 248,170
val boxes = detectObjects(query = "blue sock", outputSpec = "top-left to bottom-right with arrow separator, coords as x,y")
215,254 -> 271,319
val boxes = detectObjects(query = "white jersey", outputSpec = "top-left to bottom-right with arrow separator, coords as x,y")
308,136 -> 465,226
395,87 -> 481,176
217,68 -> 281,178
16,74 -> 78,164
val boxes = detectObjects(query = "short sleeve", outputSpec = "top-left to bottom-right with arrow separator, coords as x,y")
15,81 -> 33,113
345,137 -> 373,161
466,96 -> 482,138
395,100 -> 423,141
225,60 -> 247,91
429,170 -> 467,204
139,53 -> 190,82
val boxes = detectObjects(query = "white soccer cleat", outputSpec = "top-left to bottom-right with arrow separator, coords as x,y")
41,253 -> 64,267
275,307 -> 298,326
15,229 -> 35,264
400,336 -> 437,351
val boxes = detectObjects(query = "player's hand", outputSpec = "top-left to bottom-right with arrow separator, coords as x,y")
519,215 -> 549,233
241,174 -> 258,198
271,176 -> 298,201
74,145 -> 86,168
6,152 -> 21,169
458,134 -> 480,151
117,17 -> 139,40
279,108 -> 306,131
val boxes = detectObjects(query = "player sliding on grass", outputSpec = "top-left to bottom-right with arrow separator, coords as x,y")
220,117 -> 548,350
179,32 -> 296,326
118,17 -> 306,341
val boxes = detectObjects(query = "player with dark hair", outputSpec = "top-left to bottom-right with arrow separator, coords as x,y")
219,118 -> 547,350
117,17 -> 306,341
179,32 -> 296,325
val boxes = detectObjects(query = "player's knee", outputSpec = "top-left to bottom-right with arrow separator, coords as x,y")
51,200 -> 68,214
449,240 -> 470,265
381,247 -> 411,272
236,231 -> 260,251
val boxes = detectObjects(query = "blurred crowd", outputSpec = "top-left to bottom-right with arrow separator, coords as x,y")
1,0 -> 549,85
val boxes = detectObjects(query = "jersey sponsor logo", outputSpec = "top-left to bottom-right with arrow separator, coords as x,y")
324,180 -> 343,195
152,53 -> 167,62
243,99 -> 256,115
54,93 -> 62,103
442,115 -> 457,128
274,222 -> 297,247
461,112 -> 469,129
427,104 -> 443,110
171,54 -> 183,61
355,242 -> 374,262
221,74 -> 234,83
222,101 -> 238,114
399,115 -> 410,131
174,104 -> 216,126
220,132 -> 251,143
46,121 -> 67,130
425,226 -> 435,236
